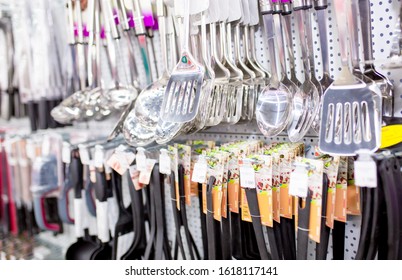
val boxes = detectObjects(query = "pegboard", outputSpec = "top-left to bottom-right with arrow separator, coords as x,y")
30,0 -> 402,260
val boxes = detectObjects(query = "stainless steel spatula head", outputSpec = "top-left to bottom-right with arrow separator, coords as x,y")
319,0 -> 380,155
160,60 -> 204,123
319,82 -> 379,155
160,0 -> 205,123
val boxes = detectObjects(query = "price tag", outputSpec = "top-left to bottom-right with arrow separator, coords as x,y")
191,160 -> 207,184
79,145 -> 91,165
354,160 -> 377,188
94,147 -> 105,168
42,136 -> 51,156
139,159 -> 157,185
106,152 -> 127,175
159,149 -> 171,175
129,165 -> 146,190
289,165 -> 309,198
62,142 -> 71,164
26,140 -> 36,160
240,164 -> 256,189
136,148 -> 147,171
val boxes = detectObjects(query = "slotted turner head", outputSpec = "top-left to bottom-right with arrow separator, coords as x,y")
319,0 -> 380,155
319,82 -> 379,155
160,0 -> 205,123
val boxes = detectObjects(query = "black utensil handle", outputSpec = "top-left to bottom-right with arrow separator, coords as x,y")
178,165 -> 196,260
170,172 -> 186,259
273,221 -> 284,259
296,190 -> 313,260
332,221 -> 346,260
206,176 -> 217,260
244,188 -> 271,260
198,183 -> 208,259
47,100 -> 58,129
38,98 -> 48,130
355,188 -> 373,259
152,164 -> 165,260
27,101 -> 38,132
316,173 -> 330,260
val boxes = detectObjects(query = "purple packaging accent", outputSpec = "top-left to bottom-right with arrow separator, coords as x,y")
152,17 -> 158,30
271,0 -> 279,2
128,11 -> 135,28
74,22 -> 78,37
101,25 -> 106,39
281,0 -> 291,2
143,13 -> 154,28
82,24 -> 89,37
113,8 -> 120,25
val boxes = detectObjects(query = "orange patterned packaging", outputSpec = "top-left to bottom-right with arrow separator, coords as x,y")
254,155 -> 273,227
347,157 -> 361,215
334,157 -> 348,222
323,156 -> 340,229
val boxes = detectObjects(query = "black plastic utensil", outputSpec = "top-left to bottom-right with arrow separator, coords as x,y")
65,152 -> 98,260
296,189 -> 313,260
111,170 -> 134,260
91,168 -> 112,260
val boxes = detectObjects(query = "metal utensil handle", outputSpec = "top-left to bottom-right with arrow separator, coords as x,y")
349,0 -> 361,69
316,8 -> 330,74
158,13 -> 169,76
295,10 -> 311,79
358,0 -> 374,62
102,0 -> 120,84
273,14 -> 287,78
132,0 -> 146,35
282,14 -> 297,75
102,0 -> 120,39
201,13 -> 210,69
180,0 -> 190,52
67,0 -> 76,45
303,7 -> 316,74
333,0 -> 350,67
262,13 -> 279,80
118,0 -> 130,31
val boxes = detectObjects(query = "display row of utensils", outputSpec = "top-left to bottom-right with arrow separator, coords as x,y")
51,0 -> 394,157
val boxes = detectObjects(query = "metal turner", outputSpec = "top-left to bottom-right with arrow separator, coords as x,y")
319,0 -> 380,155
160,0 -> 205,123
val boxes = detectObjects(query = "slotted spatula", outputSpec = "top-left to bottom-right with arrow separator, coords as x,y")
159,0 -> 205,123
318,0 -> 380,156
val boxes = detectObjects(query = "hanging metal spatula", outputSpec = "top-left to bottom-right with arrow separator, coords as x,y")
318,0 -> 380,156
159,0 -> 205,123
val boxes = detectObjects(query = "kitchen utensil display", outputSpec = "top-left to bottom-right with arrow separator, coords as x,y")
256,0 -> 292,137
160,0 -> 205,123
359,0 -> 394,119
319,0 -> 379,156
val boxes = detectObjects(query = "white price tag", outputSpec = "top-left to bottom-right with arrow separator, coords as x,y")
136,148 -> 147,171
78,145 -> 91,165
139,159 -> 157,185
94,147 -> 105,169
159,150 -> 171,175
42,136 -> 51,156
289,167 -> 309,198
26,140 -> 36,160
106,152 -> 127,175
192,161 -> 207,183
240,164 -> 256,189
62,143 -> 71,164
354,160 -> 377,188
